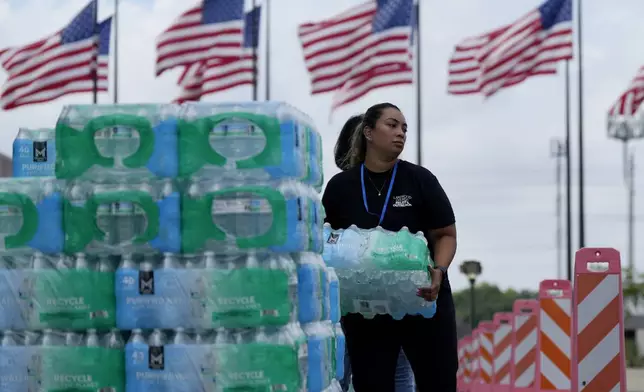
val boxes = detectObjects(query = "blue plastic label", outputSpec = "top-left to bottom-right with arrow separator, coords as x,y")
13,138 -> 55,177
115,268 -> 204,330
125,342 -> 214,392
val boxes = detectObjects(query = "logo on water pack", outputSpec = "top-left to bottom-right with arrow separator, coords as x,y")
327,233 -> 339,244
32,141 -> 47,162
149,346 -> 164,370
139,271 -> 155,295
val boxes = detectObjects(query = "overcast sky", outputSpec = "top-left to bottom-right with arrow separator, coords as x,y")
0,0 -> 642,292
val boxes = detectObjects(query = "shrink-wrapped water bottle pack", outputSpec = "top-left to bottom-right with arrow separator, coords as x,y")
3,102 -> 342,392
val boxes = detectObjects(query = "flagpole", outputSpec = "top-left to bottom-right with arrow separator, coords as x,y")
414,1 -> 422,166
576,0 -> 585,248
113,0 -> 119,103
564,60 -> 573,281
264,0 -> 270,101
92,0 -> 98,104
251,0 -> 258,101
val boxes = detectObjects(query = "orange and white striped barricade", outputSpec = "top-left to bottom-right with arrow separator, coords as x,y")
474,321 -> 495,392
513,299 -> 539,392
458,339 -> 468,391
572,248 -> 627,392
462,336 -> 474,392
538,279 -> 572,392
471,328 -> 482,388
492,312 -> 515,392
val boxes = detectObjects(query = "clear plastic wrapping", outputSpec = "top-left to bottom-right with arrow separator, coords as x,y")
0,253 -> 117,330
178,101 -> 323,187
322,224 -> 436,319
294,252 -> 330,324
0,329 -> 124,391
125,328 -> 216,392
115,252 -> 301,330
181,179 -> 323,254
304,321 -> 335,392
2,100 -> 339,391
55,104 -> 180,180
64,179 -> 180,255
213,324 -> 308,391
0,178 -> 64,255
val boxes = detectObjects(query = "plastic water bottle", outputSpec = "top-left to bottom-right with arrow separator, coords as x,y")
185,254 -> 207,327
163,328 -> 193,391
115,254 -> 138,329
158,253 -> 194,329
307,186 -> 325,253
305,322 -> 334,392
115,200 -> 135,245
321,266 -> 331,321
27,253 -> 53,329
125,329 -> 149,392
327,268 -> 340,324
12,128 -> 56,177
55,104 -> 179,180
333,323 -> 345,382
305,127 -> 324,192
105,328 -> 125,349
0,257 -> 22,330
116,255 -> 165,330
294,252 -> 325,324
65,331 -> 83,346
0,330 -> 29,392
195,331 -> 216,392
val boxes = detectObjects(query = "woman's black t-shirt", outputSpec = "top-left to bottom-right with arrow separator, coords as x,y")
322,160 -> 455,254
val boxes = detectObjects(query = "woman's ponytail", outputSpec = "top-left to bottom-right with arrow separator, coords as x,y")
334,114 -> 364,170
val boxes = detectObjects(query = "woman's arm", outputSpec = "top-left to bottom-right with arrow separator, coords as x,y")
419,169 -> 456,265
430,224 -> 457,273
416,169 -> 456,300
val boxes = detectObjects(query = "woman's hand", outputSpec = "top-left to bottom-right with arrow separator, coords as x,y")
416,266 -> 442,302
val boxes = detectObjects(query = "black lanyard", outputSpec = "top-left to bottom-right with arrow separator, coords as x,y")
360,161 -> 398,226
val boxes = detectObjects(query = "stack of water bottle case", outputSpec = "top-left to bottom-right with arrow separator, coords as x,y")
2,102 -> 345,392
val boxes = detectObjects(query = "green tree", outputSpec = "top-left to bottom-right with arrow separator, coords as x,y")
453,282 -> 537,328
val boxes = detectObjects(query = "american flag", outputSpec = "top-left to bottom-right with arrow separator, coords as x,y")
0,1 -> 111,110
608,66 -> 644,117
155,0 -> 247,76
175,6 -> 261,103
448,0 -> 573,97
298,0 -> 414,109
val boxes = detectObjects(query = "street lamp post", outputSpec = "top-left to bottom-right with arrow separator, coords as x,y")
460,260 -> 482,330
550,138 -> 567,280
607,116 -> 644,285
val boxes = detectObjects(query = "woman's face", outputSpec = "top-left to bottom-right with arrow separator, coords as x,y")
365,107 -> 407,157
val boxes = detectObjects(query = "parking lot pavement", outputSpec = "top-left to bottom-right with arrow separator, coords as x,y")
629,368 -> 644,391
